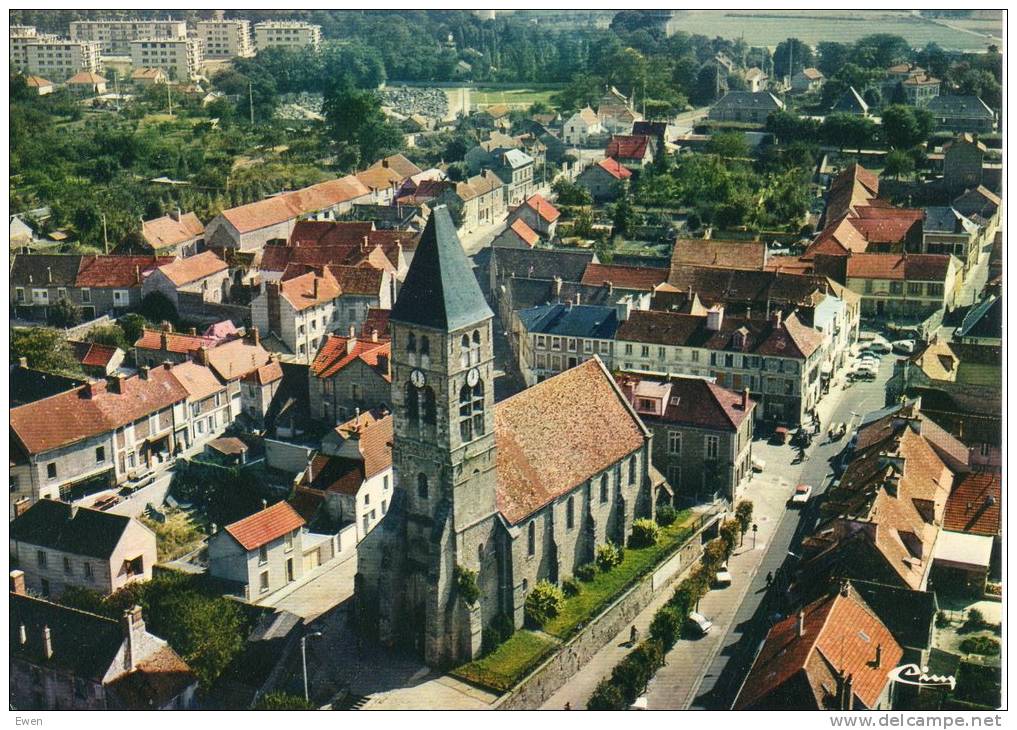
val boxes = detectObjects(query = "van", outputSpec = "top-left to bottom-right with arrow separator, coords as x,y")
687,611 -> 713,636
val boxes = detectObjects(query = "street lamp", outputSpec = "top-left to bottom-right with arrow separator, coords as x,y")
301,630 -> 324,704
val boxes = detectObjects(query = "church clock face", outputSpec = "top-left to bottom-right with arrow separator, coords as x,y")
410,369 -> 426,388
466,367 -> 480,387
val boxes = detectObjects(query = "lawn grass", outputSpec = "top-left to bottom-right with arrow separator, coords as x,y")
542,509 -> 697,640
450,630 -> 558,693
472,86 -> 562,109
141,508 -> 207,562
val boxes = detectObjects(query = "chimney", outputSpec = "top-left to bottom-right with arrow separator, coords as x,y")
362,235 -> 369,252
122,606 -> 145,671
554,276 -> 563,296
262,499 -> 268,510
18,624 -> 27,645
874,643 -> 883,669
349,325 -> 356,338
196,345 -> 210,366
43,626 -> 53,660
139,365 -> 150,381
797,610 -> 805,638
108,373 -> 126,394
742,388 -> 750,411
162,321 -> 173,333
189,327 -> 197,336
171,207 -> 181,222
575,292 -> 581,306
18,356 -> 27,368
47,266 -> 53,284
249,326 -> 260,347
371,329 -> 379,343
135,265 -> 141,284
82,382 -> 95,399
382,159 -> 389,168
346,337 -> 357,355
161,331 -> 169,350
312,276 -> 319,299
10,570 -> 26,596
606,280 -> 614,294
839,580 -> 850,598
706,305 -> 724,332
773,309 -> 783,328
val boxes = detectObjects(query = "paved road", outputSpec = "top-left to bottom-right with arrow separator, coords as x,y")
687,355 -> 897,710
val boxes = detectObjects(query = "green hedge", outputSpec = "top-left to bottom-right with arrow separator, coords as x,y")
451,630 -> 557,693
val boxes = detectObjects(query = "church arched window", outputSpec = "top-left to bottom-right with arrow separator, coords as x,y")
471,380 -> 485,437
471,330 -> 482,365
478,542 -> 484,563
600,474 -> 609,503
417,473 -> 429,499
460,334 -> 470,368
407,332 -> 416,353
421,386 -> 436,425
459,380 -> 485,442
419,336 -> 430,356
566,495 -> 575,529
527,521 -> 536,556
629,455 -> 637,484
405,381 -> 418,422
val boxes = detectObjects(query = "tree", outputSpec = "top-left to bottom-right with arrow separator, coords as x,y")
773,38 -> 814,80
255,692 -> 314,710
85,322 -> 130,351
883,149 -> 915,180
47,297 -> 81,328
11,327 -> 83,376
691,64 -> 723,106
816,42 -> 852,77
551,178 -> 592,206
322,81 -> 402,168
612,194 -> 636,238
851,34 -> 910,69
821,113 -> 877,153
706,132 -> 749,159
881,105 -> 934,149
119,313 -> 148,345
139,291 -> 178,325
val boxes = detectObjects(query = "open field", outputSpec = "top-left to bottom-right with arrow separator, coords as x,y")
669,10 -> 1001,51
470,86 -> 562,110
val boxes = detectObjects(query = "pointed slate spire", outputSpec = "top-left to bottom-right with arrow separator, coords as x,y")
390,205 -> 493,331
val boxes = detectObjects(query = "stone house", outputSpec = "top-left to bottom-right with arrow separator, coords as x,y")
67,70 -> 106,95
356,207 -> 658,668
605,134 -> 654,170
68,340 -> 124,378
74,255 -> 174,319
615,308 -> 825,426
199,332 -> 273,419
142,250 -> 231,309
790,67 -> 824,94
942,134 -> 987,193
744,67 -> 768,92
709,91 -> 784,124
508,193 -> 560,239
204,176 -> 371,252
240,358 -> 284,427
576,157 -> 631,202
251,266 -> 351,360
208,501 -> 306,600
491,218 -> 540,250
926,95 -> 995,134
921,207 -> 981,272
493,149 -> 536,207
10,580 -> 198,710
168,361 -> 233,449
516,302 -> 618,385
297,411 -> 393,542
444,170 -> 505,233
10,254 -> 84,322
562,106 -> 604,146
830,86 -> 869,117
9,367 -> 189,514
140,210 -> 204,257
133,325 -> 231,367
25,75 -> 55,95
618,373 -> 755,504
309,332 -> 392,425
10,500 -> 157,598
844,253 -> 961,318
597,86 -> 641,135
952,186 -> 1001,240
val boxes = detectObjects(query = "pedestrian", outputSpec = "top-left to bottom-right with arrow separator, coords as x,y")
630,624 -> 639,645
564,702 -> 571,711
766,571 -> 773,587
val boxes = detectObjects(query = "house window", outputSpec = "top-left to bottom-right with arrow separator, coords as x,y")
15,287 -> 25,303
383,475 -> 389,491
47,463 -> 57,480
284,531 -> 293,552
565,495 -> 575,529
600,474 -> 609,503
113,290 -> 129,306
64,556 -> 72,574
667,464 -> 681,489
363,514 -> 370,534
927,283 -> 944,297
382,500 -> 387,515
527,521 -> 536,556
705,435 -> 720,460
259,571 -> 269,593
258,545 -> 268,565
584,340 -> 593,354
83,562 -> 93,580
32,289 -> 49,304
908,282 -> 922,295
641,345 -> 650,358
568,338 -> 577,352
37,550 -> 47,568
691,350 -> 700,362
417,473 -> 429,500
364,492 -> 370,505
629,455 -> 637,483
551,337 -> 561,350
668,431 -> 682,455
95,446 -> 105,464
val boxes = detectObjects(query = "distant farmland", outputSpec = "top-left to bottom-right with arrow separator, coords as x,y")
669,10 -> 1002,51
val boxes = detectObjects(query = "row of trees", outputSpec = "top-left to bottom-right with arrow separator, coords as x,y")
766,104 -> 935,152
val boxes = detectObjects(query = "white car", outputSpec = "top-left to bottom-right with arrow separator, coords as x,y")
688,611 -> 714,636
790,483 -> 813,506
867,340 -> 892,354
751,456 -> 766,472
715,563 -> 733,587
892,340 -> 916,355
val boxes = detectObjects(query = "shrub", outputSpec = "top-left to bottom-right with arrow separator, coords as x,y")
935,611 -> 951,628
960,636 -> 1000,656
719,520 -> 740,555
455,564 -> 481,606
966,608 -> 985,630
562,576 -> 582,598
595,542 -> 622,572
735,500 -> 754,535
255,691 -> 313,710
481,612 -> 516,655
575,562 -> 597,582
587,679 -> 626,710
524,580 -> 565,628
703,537 -> 729,567
649,605 -> 683,651
611,639 -> 664,705
656,505 -> 678,527
629,518 -> 660,549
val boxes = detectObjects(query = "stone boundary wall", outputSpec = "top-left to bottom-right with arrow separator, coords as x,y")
494,510 -> 723,710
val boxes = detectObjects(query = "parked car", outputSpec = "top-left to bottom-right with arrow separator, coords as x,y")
770,426 -> 791,445
867,340 -> 892,354
828,422 -> 846,440
715,563 -> 733,587
687,611 -> 714,636
751,456 -> 766,472
892,340 -> 916,355
790,484 -> 813,506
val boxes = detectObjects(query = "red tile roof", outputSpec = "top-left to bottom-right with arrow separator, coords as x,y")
368,154 -> 423,180
141,213 -> 204,251
363,308 -> 391,340
134,329 -> 217,355
76,255 -> 173,288
606,134 -> 651,161
204,338 -> 272,381
223,501 -> 305,551
69,340 -> 120,368
596,158 -> 632,180
356,165 -> 404,192
169,361 -> 223,401
68,71 -> 107,85
220,176 -> 370,233
310,334 -> 391,380
671,239 -> 767,271
617,373 -> 754,431
106,645 -> 196,710
736,587 -> 903,710
846,253 -> 952,281
328,411 -> 393,481
10,366 -> 188,455
241,359 -> 283,386
507,219 -> 540,247
154,251 -> 227,286
494,358 -> 647,524
581,263 -> 668,291
327,264 -> 384,296
944,471 -> 1000,537
522,194 -> 560,223
278,267 -> 341,311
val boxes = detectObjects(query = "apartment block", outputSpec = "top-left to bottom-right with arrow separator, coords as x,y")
24,39 -> 102,82
10,25 -> 41,70
129,38 -> 204,81
196,19 -> 254,59
253,21 -> 322,51
69,19 -> 187,54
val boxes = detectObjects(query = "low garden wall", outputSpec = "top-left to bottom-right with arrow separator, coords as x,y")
494,509 -> 722,710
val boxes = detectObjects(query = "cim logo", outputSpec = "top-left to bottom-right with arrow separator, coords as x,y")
887,663 -> 956,691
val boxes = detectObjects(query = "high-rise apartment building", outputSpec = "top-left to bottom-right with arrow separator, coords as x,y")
69,19 -> 187,54
253,21 -> 322,51
196,19 -> 254,59
129,37 -> 204,81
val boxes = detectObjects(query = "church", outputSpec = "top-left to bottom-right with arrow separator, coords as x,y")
355,206 -> 658,668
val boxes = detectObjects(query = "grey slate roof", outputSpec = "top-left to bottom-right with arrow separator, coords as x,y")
831,86 -> 868,115
923,206 -> 977,235
493,247 -> 595,283
10,365 -> 86,407
927,95 -> 994,119
507,277 -> 621,311
390,205 -> 493,331
850,580 -> 937,652
499,149 -> 533,169
10,593 -> 125,680
517,303 -> 619,339
713,91 -> 784,112
10,499 -> 133,559
957,295 -> 1001,341
10,253 -> 83,288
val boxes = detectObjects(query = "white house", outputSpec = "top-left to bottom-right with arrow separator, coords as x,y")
563,106 -> 604,146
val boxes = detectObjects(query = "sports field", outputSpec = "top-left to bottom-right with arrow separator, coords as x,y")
470,86 -> 562,109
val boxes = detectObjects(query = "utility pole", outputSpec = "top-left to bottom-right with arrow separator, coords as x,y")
102,214 -> 109,254
301,631 -> 323,704
167,82 -> 173,115
249,81 -> 255,125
